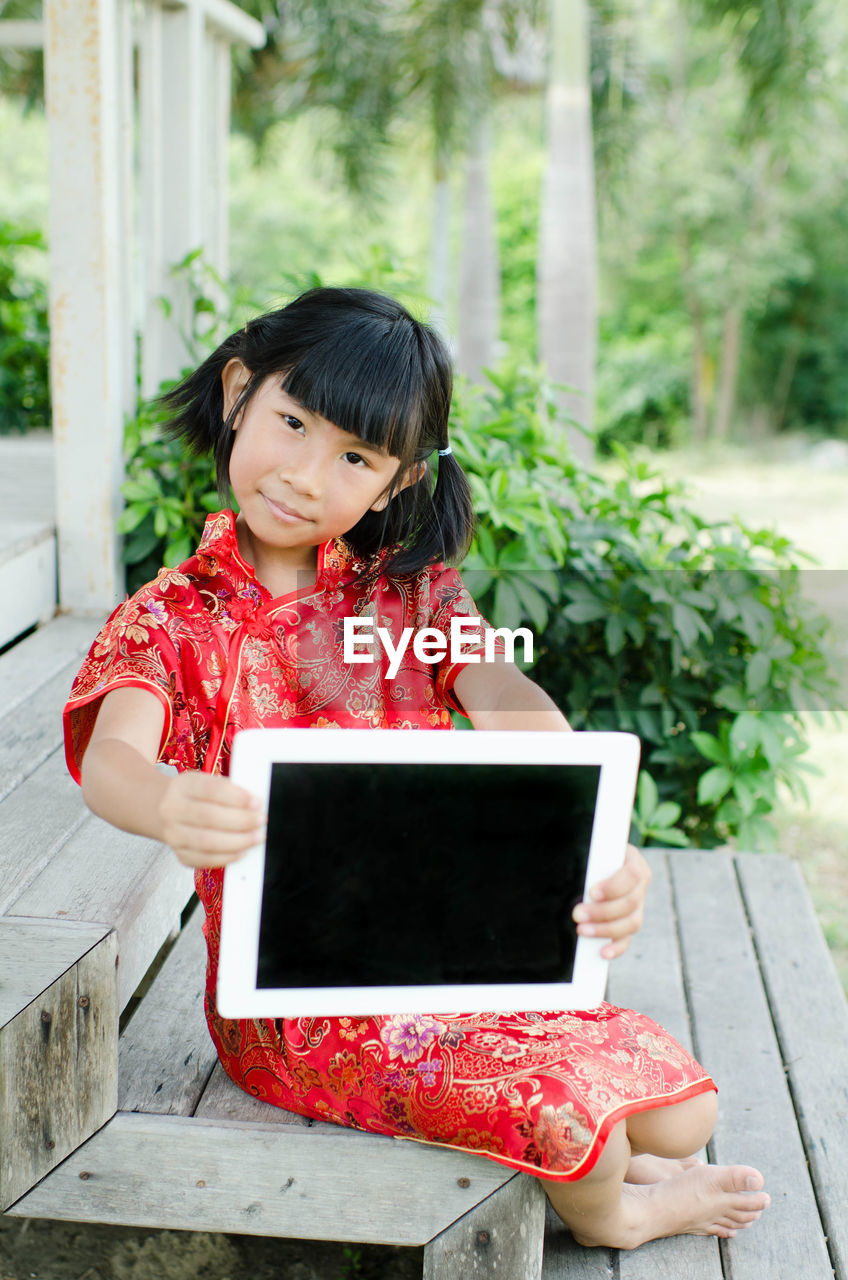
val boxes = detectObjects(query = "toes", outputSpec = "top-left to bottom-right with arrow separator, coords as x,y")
733,1166 -> 765,1193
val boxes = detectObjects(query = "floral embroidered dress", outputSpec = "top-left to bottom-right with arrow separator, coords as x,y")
64,509 -> 716,1182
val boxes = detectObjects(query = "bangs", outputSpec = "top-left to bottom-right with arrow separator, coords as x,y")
277,318 -> 424,462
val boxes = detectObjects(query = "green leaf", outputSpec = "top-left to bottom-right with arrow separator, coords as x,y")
116,502 -> 150,534
671,602 -> 710,649
493,578 -> 523,631
605,613 -> 626,655
153,507 -> 169,539
651,801 -> 683,828
645,827 -> 690,848
164,536 -> 192,567
745,651 -> 772,695
637,771 -> 659,820
736,815 -> 776,852
729,712 -> 762,760
697,766 -> 734,806
511,575 -> 550,633
690,731 -> 727,765
564,600 -> 608,624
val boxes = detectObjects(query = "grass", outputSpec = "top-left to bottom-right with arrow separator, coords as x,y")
654,436 -> 848,989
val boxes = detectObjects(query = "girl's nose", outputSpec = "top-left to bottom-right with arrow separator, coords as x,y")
283,443 -> 325,497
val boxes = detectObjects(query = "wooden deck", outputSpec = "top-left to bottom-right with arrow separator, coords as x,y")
0,434 -> 56,650
1,613 -> 847,1278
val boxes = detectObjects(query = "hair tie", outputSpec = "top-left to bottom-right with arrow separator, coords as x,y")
437,446 -> 453,457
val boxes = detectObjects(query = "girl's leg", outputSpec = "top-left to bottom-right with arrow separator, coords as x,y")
543,1093 -> 770,1250
625,1090 -> 716,1184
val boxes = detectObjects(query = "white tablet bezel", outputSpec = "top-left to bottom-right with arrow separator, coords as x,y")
217,728 -> 639,1018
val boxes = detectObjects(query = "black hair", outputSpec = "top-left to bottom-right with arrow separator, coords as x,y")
158,287 -> 474,575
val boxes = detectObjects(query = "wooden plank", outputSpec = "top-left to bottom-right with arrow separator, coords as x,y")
194,1060 -> 317,1127
9,817 -> 194,1010
607,848 -> 695,1050
0,532 -> 56,652
118,911 -> 216,1116
542,1203 -> 613,1279
0,661 -> 82,802
0,614 -> 95,719
0,749 -> 88,915
0,920 -> 117,1209
0,918 -> 109,1024
736,852 -> 848,1280
669,851 -> 833,1280
8,1112 -> 513,1245
606,850 -> 723,1280
422,1174 -> 546,1280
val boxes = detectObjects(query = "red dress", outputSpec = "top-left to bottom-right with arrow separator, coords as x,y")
64,510 -> 715,1182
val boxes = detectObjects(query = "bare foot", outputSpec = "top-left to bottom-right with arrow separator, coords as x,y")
573,1164 -> 770,1250
626,1153 -> 703,1185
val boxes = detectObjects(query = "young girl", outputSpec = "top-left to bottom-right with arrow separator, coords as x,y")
64,287 -> 769,1250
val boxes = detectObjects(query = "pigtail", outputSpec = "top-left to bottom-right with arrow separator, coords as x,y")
347,450 -> 475,578
413,450 -> 475,569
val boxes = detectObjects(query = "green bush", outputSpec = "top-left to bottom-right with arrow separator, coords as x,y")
0,220 -> 50,433
120,282 -> 834,850
451,362 -> 835,850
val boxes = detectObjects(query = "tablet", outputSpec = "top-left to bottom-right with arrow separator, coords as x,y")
217,729 -> 639,1018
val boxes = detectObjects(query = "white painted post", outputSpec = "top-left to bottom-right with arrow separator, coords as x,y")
139,0 -> 263,396
148,0 -> 207,392
138,1 -> 167,399
43,0 -> 135,612
207,33 -> 232,285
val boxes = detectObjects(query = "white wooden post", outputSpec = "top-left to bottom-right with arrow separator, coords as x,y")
138,1 -> 167,399
139,1 -> 262,397
207,34 -> 232,285
43,0 -> 136,613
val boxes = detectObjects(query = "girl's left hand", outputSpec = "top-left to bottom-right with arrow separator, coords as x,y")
572,844 -> 651,960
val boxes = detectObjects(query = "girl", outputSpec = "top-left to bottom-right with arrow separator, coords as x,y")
64,287 -> 769,1250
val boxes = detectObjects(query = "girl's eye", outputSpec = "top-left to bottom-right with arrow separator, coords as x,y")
343,451 -> 368,467
282,414 -> 304,431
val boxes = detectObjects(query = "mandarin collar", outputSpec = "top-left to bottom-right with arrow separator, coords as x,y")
194,509 -> 371,593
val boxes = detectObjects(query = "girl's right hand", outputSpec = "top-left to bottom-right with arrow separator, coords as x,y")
159,770 -> 266,869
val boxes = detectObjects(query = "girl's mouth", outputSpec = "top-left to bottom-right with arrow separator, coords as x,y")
262,494 -> 310,524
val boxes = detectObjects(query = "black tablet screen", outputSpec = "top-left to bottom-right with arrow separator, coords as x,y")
256,762 -> 601,990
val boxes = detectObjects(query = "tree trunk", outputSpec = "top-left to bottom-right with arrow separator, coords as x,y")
713,303 -> 742,439
457,113 -> 500,383
677,224 -> 709,442
537,0 -> 597,461
429,149 -> 452,344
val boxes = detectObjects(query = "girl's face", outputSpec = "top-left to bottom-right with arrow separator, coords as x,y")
223,361 -> 417,574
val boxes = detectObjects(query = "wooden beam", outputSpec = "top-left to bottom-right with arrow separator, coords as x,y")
162,0 -> 266,48
8,1111 -> 512,1244
736,853 -> 848,1280
669,851 -> 834,1280
0,918 -> 117,1210
0,20 -> 44,47
423,1174 -> 546,1279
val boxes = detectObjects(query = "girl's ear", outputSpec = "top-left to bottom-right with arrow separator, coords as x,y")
221,358 -> 250,426
369,461 -> 427,512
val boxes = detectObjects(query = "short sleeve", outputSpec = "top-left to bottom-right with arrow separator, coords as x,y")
429,567 -> 506,715
63,590 -> 194,783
